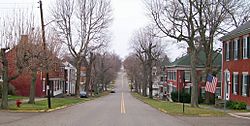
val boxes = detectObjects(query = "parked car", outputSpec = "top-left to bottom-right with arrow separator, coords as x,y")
80,91 -> 88,98
110,89 -> 116,93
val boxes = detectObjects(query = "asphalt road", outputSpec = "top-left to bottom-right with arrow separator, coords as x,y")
0,71 -> 250,126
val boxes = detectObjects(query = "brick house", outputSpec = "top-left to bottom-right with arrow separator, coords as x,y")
5,35 -> 65,97
220,21 -> 250,106
164,50 -> 222,100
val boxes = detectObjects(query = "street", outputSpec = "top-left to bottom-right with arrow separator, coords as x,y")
0,72 -> 250,126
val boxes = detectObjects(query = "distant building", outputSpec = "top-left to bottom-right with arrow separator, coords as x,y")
220,21 -> 250,106
164,49 -> 222,100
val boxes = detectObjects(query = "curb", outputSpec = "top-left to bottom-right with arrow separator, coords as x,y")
228,113 -> 250,120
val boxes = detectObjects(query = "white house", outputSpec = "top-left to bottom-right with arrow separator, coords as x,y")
63,61 -> 77,95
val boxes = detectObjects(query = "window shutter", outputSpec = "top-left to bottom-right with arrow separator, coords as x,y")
224,42 -> 226,61
236,74 -> 239,94
230,41 -> 234,60
238,39 -> 242,59
232,74 -> 234,94
240,74 -> 243,96
248,37 -> 250,58
247,75 -> 249,97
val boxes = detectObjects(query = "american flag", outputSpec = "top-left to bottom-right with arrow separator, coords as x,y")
205,74 -> 218,93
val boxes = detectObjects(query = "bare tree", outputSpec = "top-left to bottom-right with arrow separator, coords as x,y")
131,26 -> 164,98
0,10 -> 35,109
52,0 -> 111,95
51,0 -> 112,96
124,53 -> 144,93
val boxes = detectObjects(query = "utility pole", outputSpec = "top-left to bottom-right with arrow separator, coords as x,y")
39,0 -> 51,109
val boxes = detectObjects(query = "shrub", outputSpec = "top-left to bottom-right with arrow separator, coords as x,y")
171,91 -> 191,103
226,100 -> 247,110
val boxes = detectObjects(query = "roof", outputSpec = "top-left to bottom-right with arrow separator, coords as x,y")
220,21 -> 250,41
168,49 -> 222,68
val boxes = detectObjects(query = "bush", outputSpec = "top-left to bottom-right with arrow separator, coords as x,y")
171,91 -> 191,103
171,91 -> 204,104
226,100 -> 247,110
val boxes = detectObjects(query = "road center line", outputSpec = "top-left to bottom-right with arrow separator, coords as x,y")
122,74 -> 124,88
121,92 -> 126,114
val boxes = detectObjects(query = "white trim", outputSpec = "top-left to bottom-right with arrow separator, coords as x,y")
242,74 -> 248,97
224,70 -> 230,100
233,72 -> 239,74
233,73 -> 239,95
242,72 -> 249,75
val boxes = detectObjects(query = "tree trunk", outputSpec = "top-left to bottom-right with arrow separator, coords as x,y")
204,51 -> 214,104
1,49 -> 8,109
148,65 -> 153,99
28,68 -> 37,104
135,79 -> 138,93
75,58 -> 81,96
142,64 -> 148,97
190,49 -> 199,107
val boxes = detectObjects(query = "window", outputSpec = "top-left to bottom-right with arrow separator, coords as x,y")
234,39 -> 238,60
167,71 -> 176,80
215,87 -> 221,98
242,74 -> 248,96
185,71 -> 191,82
226,42 -> 230,61
42,80 -> 45,91
233,73 -> 238,95
243,36 -> 248,59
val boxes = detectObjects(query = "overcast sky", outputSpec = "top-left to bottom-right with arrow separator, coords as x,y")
0,0 -> 184,61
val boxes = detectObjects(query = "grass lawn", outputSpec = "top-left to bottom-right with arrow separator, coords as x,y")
132,93 -> 226,116
8,91 -> 110,111
8,98 -> 90,111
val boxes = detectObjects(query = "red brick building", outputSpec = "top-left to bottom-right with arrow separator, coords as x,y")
220,21 -> 250,106
5,35 -> 65,97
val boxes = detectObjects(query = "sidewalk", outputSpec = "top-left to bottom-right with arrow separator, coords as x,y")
228,112 -> 250,119
200,104 -> 250,119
